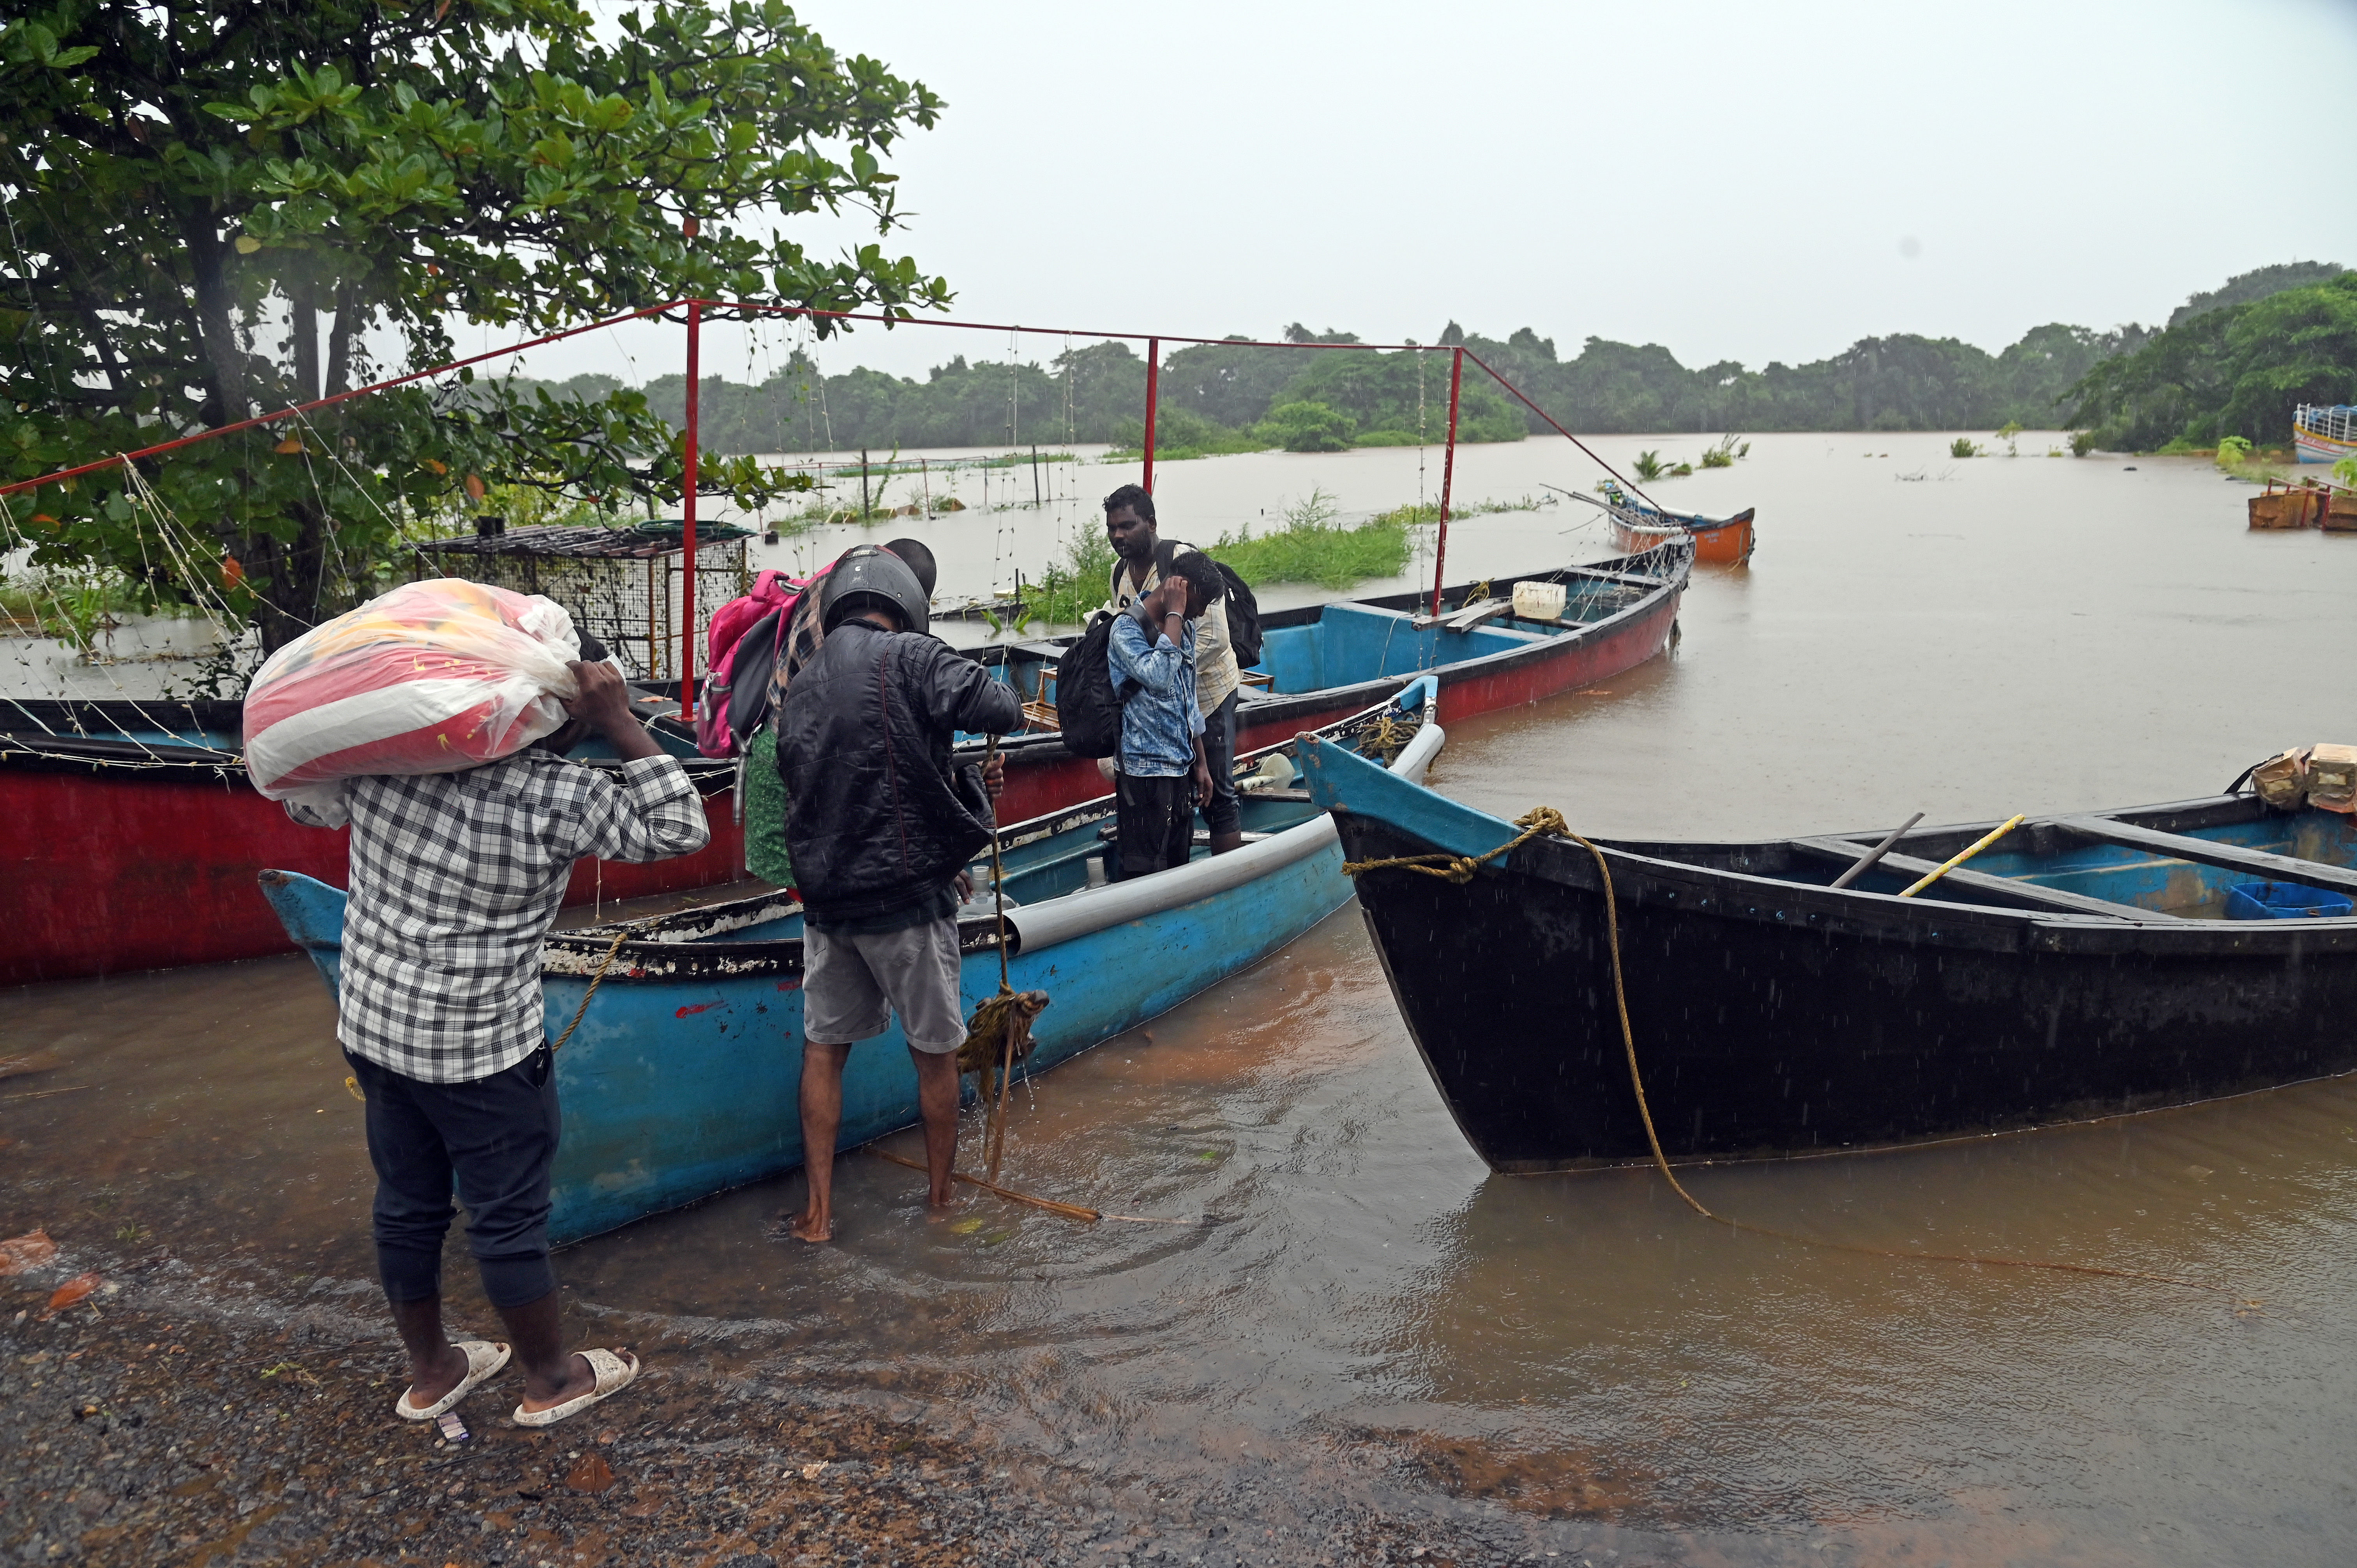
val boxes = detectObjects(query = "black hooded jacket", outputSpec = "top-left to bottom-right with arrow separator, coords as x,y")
775,620 -> 1024,924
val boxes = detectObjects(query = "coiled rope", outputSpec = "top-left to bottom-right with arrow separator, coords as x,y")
1347,810 -> 2244,1296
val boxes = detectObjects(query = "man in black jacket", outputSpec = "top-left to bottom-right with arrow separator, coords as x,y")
774,546 -> 1024,1241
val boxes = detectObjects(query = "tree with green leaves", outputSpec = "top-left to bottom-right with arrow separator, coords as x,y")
2064,273 -> 2357,451
0,0 -> 950,656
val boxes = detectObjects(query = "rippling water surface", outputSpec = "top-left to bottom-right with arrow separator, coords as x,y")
10,435 -> 2357,1562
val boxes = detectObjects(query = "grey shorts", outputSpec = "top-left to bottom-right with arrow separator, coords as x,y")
803,915 -> 966,1054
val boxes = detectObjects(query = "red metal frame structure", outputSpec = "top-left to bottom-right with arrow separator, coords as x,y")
681,299 -> 703,713
0,297 -> 1678,715
1143,335 -> 1160,495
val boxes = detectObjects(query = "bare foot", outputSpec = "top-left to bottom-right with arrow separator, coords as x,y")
400,1342 -> 472,1412
516,1351 -> 601,1416
922,1192 -> 963,1222
786,1209 -> 833,1243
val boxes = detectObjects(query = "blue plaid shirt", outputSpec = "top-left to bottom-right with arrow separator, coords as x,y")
1108,607 -> 1204,779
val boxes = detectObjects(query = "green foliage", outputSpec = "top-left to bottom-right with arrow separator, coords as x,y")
1024,525 -> 1120,628
1255,401 -> 1357,454
0,0 -> 945,653
1951,437 -> 1982,458
1996,420 -> 2024,456
1270,351 -> 1525,445
2071,430 -> 2097,457
1630,450 -> 1675,482
2063,274 -> 2357,452
0,564 -> 164,652
1103,406 -> 1269,463
2336,457 -> 2357,489
2216,435 -> 2255,468
2169,261 -> 2346,328
1212,488 -> 1410,589
1698,433 -> 1746,468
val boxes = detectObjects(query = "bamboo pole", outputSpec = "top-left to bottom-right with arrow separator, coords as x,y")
1897,815 -> 2025,897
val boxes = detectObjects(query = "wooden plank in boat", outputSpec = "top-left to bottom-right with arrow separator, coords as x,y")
1790,837 -> 2180,921
2049,816 -> 2357,899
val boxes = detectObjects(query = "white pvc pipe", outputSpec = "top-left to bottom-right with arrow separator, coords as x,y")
1002,720 -> 1445,954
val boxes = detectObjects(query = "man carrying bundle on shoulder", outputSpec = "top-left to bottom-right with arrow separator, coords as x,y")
1103,484 -> 1249,855
774,545 -> 1021,1243
286,635 -> 708,1430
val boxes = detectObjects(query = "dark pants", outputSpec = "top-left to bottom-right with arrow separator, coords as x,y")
1115,772 -> 1196,881
1201,690 -> 1240,839
346,1047 -> 562,1310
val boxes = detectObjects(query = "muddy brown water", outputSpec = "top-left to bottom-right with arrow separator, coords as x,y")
8,439 -> 2357,1563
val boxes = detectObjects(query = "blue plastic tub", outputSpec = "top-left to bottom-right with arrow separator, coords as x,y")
2225,881 -> 2355,921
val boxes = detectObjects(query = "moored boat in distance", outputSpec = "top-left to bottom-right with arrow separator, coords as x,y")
953,542 -> 1692,825
261,679 -> 1445,1245
1299,733 -> 2357,1172
2294,404 -> 2357,465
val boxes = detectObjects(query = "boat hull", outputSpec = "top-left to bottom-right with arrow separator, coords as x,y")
986,551 -> 1689,825
260,685 -> 1447,1244
0,750 -> 743,987
1612,508 -> 1754,565
534,836 -> 1353,1243
1299,739 -> 2357,1171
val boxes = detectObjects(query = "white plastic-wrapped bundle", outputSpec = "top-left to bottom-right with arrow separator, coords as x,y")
243,579 -> 582,805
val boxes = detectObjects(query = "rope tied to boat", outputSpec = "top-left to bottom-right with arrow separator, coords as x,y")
1342,806 -> 1571,884
957,735 -> 1048,1181
1355,802 -> 2251,1300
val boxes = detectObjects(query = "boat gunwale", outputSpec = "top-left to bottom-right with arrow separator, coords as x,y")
544,681 -> 1444,980
1342,791 -> 2357,959
956,544 -> 1692,763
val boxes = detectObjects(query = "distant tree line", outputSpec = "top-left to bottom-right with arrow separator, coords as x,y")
2063,269 -> 2356,451
495,263 -> 2350,454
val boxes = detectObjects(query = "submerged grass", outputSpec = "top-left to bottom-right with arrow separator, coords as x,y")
1016,489 -> 1549,629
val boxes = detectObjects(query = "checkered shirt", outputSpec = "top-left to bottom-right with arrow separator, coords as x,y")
287,751 -> 710,1083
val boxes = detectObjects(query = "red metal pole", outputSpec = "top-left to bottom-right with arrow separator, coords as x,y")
1429,347 -> 1463,618
681,299 -> 701,720
1142,337 -> 1160,494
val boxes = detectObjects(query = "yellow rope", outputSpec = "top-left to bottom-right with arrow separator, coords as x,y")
550,929 -> 634,1052
1348,807 -> 2241,1296
1342,806 -> 1570,883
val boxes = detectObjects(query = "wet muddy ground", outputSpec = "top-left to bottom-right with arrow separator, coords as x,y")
9,441 -> 2357,1564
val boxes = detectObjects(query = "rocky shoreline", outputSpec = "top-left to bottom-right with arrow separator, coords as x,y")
2,1239 -> 1608,1568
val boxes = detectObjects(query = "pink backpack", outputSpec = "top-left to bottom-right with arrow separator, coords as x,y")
695,570 -> 806,757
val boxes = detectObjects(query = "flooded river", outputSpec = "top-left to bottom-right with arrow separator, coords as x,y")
9,434 -> 2357,1563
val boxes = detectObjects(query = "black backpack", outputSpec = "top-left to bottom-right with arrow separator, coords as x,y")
1112,540 -> 1263,668
1052,611 -> 1124,759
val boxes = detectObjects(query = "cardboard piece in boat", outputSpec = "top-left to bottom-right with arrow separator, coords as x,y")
2247,743 -> 2357,812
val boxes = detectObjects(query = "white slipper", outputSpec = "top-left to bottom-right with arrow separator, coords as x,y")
394,1340 -> 511,1421
512,1347 -> 640,1429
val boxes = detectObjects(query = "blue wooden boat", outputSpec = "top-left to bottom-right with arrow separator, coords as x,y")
948,544 -> 1692,825
1299,733 -> 2357,1170
259,677 -> 1445,1244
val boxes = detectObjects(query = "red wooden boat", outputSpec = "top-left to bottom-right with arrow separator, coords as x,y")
0,699 -> 742,987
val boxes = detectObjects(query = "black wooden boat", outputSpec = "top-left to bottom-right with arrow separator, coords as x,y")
1297,736 -> 2357,1169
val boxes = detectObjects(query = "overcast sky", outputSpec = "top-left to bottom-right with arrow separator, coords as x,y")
501,0 -> 2357,387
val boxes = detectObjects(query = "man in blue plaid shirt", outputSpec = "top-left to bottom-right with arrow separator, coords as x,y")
286,646 -> 708,1428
